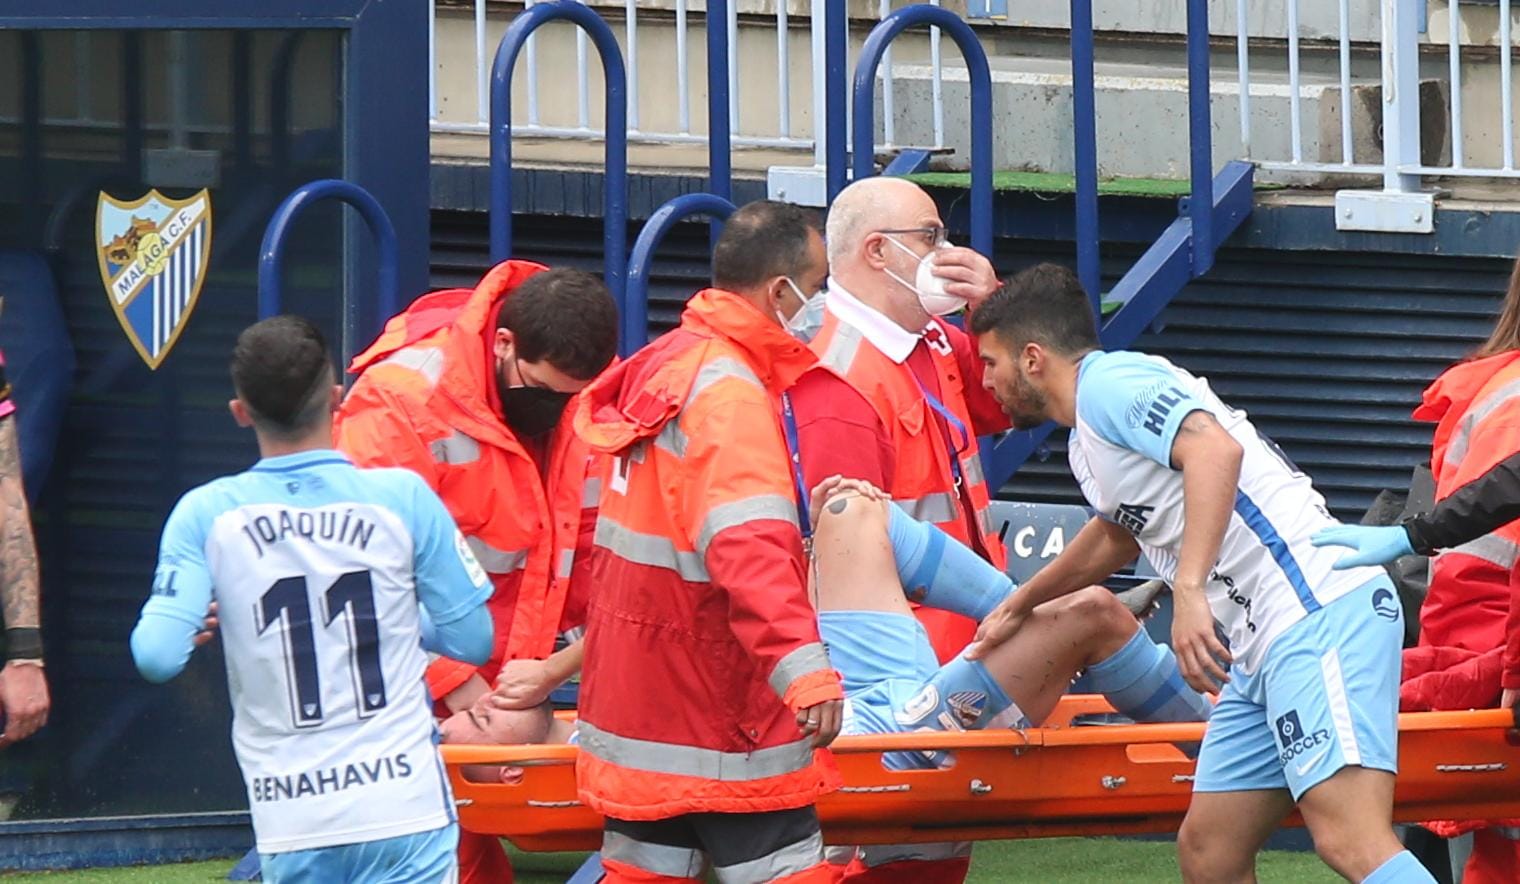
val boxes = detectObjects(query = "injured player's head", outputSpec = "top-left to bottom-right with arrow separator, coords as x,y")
438,699 -> 563,784
970,262 -> 1100,430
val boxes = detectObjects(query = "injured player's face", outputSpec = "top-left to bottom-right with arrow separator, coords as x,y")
979,333 -> 1050,430
439,700 -> 557,785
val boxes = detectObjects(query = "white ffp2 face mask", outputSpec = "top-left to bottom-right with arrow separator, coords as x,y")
778,278 -> 827,342
884,236 -> 968,317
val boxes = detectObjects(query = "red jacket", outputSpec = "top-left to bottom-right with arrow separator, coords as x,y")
335,260 -> 602,700
572,289 -> 843,820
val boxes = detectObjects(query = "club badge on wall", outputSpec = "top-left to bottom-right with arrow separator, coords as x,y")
95,189 -> 213,369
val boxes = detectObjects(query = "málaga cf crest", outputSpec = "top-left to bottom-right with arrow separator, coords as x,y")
96,190 -> 213,369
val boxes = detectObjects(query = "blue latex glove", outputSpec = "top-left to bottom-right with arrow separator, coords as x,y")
1309,525 -> 1415,569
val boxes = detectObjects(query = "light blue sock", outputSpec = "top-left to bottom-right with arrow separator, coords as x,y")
887,503 -> 1013,620
1075,627 -> 1211,724
1361,850 -> 1435,884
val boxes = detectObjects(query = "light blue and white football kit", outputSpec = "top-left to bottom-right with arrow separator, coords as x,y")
1069,350 -> 1402,800
131,451 -> 495,884
820,476 -> 1211,771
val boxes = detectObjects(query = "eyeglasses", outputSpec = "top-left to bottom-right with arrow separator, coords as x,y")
876,226 -> 950,249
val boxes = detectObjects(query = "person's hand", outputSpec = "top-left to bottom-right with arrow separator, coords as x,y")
807,475 -> 887,528
0,663 -> 48,747
1171,586 -> 1231,695
489,659 -> 557,710
797,698 -> 843,748
965,601 -> 1026,661
929,246 -> 1000,308
1309,525 -> 1415,569
193,602 -> 219,648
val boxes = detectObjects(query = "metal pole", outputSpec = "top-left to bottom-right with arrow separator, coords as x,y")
1071,0 -> 1101,310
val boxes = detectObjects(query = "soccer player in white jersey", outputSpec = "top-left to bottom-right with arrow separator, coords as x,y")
967,264 -> 1433,884
130,316 -> 494,884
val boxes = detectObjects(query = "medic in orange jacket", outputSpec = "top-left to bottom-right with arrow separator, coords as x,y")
335,261 -> 615,705
572,287 -> 843,822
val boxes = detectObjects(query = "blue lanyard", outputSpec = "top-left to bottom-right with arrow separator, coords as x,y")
780,392 -> 812,541
913,376 -> 970,489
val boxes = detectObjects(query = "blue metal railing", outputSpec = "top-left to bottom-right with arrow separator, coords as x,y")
852,5 -> 993,257
257,179 -> 399,363
1069,0 -> 1100,312
490,1 -> 628,320
980,0 -> 1253,491
623,194 -> 738,353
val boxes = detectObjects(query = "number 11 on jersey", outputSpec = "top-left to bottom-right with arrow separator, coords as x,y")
257,570 -> 388,729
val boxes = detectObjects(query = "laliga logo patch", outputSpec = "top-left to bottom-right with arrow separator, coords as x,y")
96,189 -> 213,369
947,690 -> 987,728
1371,588 -> 1400,622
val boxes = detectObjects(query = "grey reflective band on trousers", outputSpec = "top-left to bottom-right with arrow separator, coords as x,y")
466,536 -> 529,574
602,831 -> 706,878
593,517 -> 710,582
713,831 -> 825,884
894,492 -> 958,524
577,721 -> 815,781
767,642 -> 832,700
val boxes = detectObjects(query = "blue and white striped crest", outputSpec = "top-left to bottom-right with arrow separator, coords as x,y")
96,189 -> 213,370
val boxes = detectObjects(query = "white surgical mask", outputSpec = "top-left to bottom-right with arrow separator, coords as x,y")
884,236 -> 967,317
778,278 -> 827,342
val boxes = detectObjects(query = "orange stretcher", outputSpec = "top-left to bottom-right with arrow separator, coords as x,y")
440,696 -> 1520,851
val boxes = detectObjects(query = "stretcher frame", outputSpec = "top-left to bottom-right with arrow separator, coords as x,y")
441,696 -> 1520,851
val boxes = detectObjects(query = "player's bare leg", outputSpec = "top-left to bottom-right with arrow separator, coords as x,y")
1178,788 -> 1294,884
813,490 -> 1188,726
1296,767 -> 1405,881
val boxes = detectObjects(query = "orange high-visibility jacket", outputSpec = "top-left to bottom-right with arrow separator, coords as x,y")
1414,351 -> 1520,655
572,289 -> 843,821
811,311 -> 1007,661
334,260 -> 602,699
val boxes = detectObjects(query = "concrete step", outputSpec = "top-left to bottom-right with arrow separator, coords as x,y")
877,54 -> 1421,184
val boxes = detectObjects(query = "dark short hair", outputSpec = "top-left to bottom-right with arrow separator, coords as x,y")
230,315 -> 335,437
711,200 -> 824,292
497,269 -> 618,380
969,262 -> 1100,357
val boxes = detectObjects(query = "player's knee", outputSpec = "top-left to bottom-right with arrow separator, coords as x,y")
1305,818 -> 1388,879
1062,585 -> 1135,638
1177,819 -> 1247,882
815,491 -> 888,541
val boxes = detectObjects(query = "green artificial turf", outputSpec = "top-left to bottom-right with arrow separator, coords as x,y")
0,837 -> 1340,882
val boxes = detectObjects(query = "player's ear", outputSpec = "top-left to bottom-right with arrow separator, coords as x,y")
327,385 -> 343,413
494,328 -> 515,363
229,398 -> 254,428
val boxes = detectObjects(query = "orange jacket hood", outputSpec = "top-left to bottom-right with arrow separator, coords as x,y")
1415,351 -> 1520,467
574,288 -> 819,453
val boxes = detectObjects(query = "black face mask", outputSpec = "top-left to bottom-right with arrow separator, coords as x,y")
498,362 -> 572,438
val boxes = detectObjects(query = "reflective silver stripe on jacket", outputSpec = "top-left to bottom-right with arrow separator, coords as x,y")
378,346 -> 445,386
577,721 -> 814,781
429,430 -> 481,466
767,642 -> 833,700
1444,376 -> 1520,468
593,518 -> 709,582
1437,532 -> 1520,570
466,536 -> 529,574
894,492 -> 958,524
696,494 -> 800,557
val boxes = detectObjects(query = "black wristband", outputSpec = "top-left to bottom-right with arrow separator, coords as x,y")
4,627 -> 42,661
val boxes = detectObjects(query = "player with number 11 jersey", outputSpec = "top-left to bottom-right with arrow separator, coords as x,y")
131,317 -> 494,884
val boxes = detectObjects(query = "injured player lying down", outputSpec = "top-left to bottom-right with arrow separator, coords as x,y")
808,476 -> 1211,767
438,699 -> 576,784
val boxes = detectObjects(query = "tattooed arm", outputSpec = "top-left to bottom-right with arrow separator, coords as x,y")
0,414 -> 48,746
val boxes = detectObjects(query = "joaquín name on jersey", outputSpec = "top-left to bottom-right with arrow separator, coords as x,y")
1067,351 -> 1385,674
142,451 -> 492,854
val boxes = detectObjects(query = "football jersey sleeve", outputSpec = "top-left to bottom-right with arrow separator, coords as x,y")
406,474 -> 493,627
131,489 -> 217,683
1076,351 -> 1207,468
